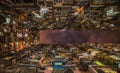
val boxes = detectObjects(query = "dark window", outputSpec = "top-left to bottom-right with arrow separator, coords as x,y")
7,37 -> 12,42
64,0 -> 74,2
24,0 -> 34,3
55,0 -> 62,3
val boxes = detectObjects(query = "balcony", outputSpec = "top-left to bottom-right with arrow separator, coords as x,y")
54,3 -> 62,7
63,0 -> 74,5
46,0 -> 53,7
90,0 -> 105,7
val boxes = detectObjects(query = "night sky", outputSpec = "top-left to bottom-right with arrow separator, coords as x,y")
40,30 -> 120,44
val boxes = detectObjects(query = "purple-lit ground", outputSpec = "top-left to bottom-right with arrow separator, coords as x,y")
40,30 -> 120,44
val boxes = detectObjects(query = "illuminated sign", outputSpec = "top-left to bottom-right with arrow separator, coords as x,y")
54,62 -> 63,69
55,62 -> 63,65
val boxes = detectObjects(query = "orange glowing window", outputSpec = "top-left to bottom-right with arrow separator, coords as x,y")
76,6 -> 84,13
